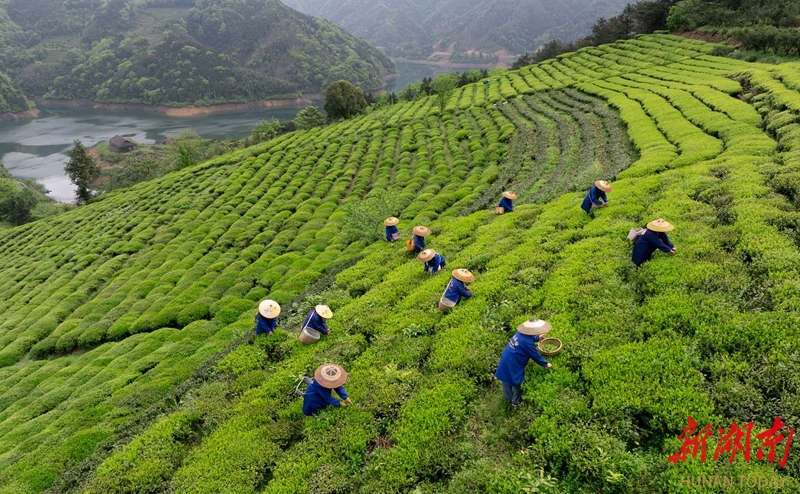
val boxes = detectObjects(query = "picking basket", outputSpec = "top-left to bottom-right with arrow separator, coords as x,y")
438,296 -> 456,312
299,327 -> 320,344
537,337 -> 563,356
495,207 -> 505,215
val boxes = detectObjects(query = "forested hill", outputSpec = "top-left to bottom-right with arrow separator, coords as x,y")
0,71 -> 31,114
0,0 -> 395,107
281,0 -> 634,58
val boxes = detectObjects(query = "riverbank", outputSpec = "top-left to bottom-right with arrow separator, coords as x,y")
0,108 -> 40,121
392,57 -> 512,69
33,96 -> 320,117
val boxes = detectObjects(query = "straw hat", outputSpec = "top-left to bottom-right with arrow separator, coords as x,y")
384,217 -> 399,226
595,180 -> 612,192
502,191 -> 518,200
452,268 -> 475,283
258,299 -> 281,319
647,218 -> 674,232
517,318 -> 552,336
314,364 -> 348,389
413,226 -> 431,237
314,304 -> 333,319
418,249 -> 436,262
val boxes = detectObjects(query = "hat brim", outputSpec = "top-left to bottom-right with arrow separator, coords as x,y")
413,227 -> 431,237
418,249 -> 436,262
595,181 -> 612,192
647,220 -> 674,232
315,305 -> 333,319
517,320 -> 553,335
502,191 -> 518,200
259,306 -> 281,319
452,269 -> 475,283
314,364 -> 347,388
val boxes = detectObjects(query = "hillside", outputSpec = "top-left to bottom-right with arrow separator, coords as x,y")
281,0 -> 635,58
0,0 -> 395,107
1,34 -> 800,493
0,71 -> 32,114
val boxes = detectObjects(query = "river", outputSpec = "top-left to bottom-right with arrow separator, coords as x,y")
0,104 -> 315,202
0,62 -> 490,203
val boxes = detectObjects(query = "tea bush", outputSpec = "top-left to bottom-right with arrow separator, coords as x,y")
1,34 -> 799,493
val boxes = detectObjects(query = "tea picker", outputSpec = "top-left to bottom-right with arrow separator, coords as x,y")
418,248 -> 446,274
300,364 -> 352,416
255,299 -> 280,336
408,226 -> 431,253
495,318 -> 555,407
439,268 -> 474,311
385,217 -> 401,242
496,191 -> 517,214
581,180 -> 612,215
299,305 -> 333,345
631,218 -> 676,267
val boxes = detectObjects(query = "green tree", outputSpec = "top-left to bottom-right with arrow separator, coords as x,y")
252,118 -> 282,139
64,140 -> 100,204
324,80 -> 367,121
431,72 -> 458,111
294,106 -> 326,130
6,187 -> 38,225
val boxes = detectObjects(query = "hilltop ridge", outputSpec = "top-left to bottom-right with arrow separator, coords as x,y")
1,34 -> 799,493
0,0 -> 394,109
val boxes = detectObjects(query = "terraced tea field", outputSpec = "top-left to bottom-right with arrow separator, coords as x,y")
1,35 -> 800,493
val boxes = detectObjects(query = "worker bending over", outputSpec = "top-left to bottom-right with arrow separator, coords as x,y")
412,226 -> 431,253
302,364 -> 352,416
495,318 -> 553,406
385,217 -> 400,242
498,191 -> 517,213
632,218 -> 676,267
419,248 -> 446,274
302,304 -> 334,335
439,268 -> 474,311
581,180 -> 612,215
255,299 -> 280,336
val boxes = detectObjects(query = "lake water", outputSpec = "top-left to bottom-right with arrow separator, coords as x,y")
0,62 -> 489,202
0,104 -> 314,202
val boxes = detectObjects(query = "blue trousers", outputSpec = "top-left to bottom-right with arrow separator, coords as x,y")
501,382 -> 522,405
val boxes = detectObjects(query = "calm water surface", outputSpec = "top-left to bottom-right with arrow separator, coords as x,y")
0,105 -> 314,202
0,63 -> 490,203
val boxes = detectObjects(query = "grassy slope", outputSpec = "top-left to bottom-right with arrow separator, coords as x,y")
1,34 -> 800,493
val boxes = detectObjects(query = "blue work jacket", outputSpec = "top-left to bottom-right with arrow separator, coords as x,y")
302,380 -> 349,416
385,225 -> 399,241
494,332 -> 549,386
256,314 -> 277,335
499,196 -> 514,212
632,229 -> 674,266
424,253 -> 446,273
581,185 -> 608,213
443,277 -> 472,303
302,310 -> 329,334
413,234 -> 425,253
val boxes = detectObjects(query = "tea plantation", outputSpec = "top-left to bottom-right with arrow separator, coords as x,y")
1,34 -> 800,493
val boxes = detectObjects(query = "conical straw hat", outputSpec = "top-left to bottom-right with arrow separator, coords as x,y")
595,180 -> 612,192
258,299 -> 281,319
384,217 -> 399,226
647,218 -> 674,232
315,304 -> 333,319
452,268 -> 475,283
418,249 -> 436,262
502,191 -> 518,200
517,318 -> 552,336
314,364 -> 347,389
413,226 -> 431,237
